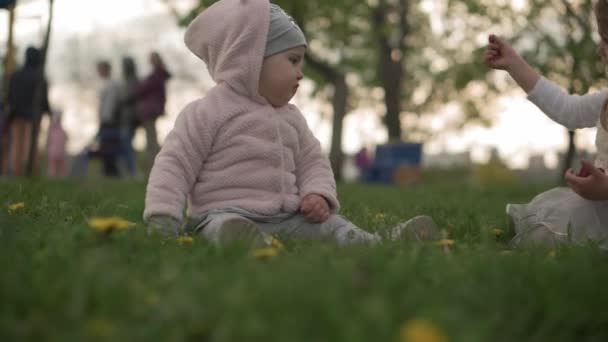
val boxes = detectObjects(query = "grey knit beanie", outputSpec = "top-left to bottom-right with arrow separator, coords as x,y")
264,4 -> 307,57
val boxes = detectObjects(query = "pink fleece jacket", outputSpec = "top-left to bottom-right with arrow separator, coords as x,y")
143,0 -> 339,222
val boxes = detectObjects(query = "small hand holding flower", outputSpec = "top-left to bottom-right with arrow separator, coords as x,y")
565,160 -> 608,200
483,34 -> 521,71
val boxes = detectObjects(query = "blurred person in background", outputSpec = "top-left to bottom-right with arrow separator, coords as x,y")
135,51 -> 171,160
46,109 -> 67,178
118,56 -> 139,177
6,46 -> 50,176
71,60 -> 122,178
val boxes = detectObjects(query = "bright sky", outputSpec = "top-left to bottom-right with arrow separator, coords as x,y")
0,0 -> 598,170
3,0 -> 190,35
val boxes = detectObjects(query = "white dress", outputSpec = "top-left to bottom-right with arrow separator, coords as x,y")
507,77 -> 608,248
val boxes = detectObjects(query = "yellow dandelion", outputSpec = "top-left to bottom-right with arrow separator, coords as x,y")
433,239 -> 455,247
374,213 -> 386,220
400,319 -> 447,342
270,237 -> 285,250
252,247 -> 279,260
492,228 -> 504,237
177,236 -> 194,245
547,250 -> 557,259
7,202 -> 25,214
88,216 -> 136,233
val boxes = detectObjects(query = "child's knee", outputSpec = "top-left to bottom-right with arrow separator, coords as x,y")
196,213 -> 249,231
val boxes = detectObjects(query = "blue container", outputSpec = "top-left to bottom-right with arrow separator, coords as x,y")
365,143 -> 422,183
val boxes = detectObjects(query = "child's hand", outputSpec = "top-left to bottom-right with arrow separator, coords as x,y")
300,194 -> 331,223
483,34 -> 520,71
565,160 -> 608,200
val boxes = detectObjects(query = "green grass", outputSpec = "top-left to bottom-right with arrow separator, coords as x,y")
1,178 -> 608,341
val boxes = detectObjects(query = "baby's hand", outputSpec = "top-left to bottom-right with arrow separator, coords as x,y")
484,34 -> 520,71
565,160 -> 608,200
300,194 -> 330,223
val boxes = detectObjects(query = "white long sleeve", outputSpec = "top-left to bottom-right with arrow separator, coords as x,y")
526,77 -> 608,130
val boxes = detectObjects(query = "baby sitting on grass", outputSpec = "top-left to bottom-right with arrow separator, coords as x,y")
143,0 -> 438,246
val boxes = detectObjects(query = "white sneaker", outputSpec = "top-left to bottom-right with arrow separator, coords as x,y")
390,215 -> 440,241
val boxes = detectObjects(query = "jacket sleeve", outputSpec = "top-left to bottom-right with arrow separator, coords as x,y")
143,101 -> 216,222
294,113 -> 340,212
527,77 -> 608,129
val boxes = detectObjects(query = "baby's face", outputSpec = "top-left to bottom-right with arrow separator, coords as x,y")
258,46 -> 305,108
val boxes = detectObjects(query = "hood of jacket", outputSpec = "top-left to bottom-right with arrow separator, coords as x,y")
184,0 -> 269,104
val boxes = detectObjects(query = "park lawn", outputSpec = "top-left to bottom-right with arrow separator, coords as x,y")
1,178 -> 607,342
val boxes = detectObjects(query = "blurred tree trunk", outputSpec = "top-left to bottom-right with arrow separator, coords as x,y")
290,5 -> 349,182
329,76 -> 347,181
305,54 -> 348,181
2,4 -> 16,104
1,4 -> 16,175
371,0 -> 408,142
26,0 -> 53,176
561,62 -> 579,183
562,130 -> 576,180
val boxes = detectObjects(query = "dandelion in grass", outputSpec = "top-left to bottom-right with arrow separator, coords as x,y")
492,228 -> 504,237
270,237 -> 284,250
433,238 -> 455,253
434,239 -> 455,247
7,202 -> 25,214
547,250 -> 557,259
88,216 -> 136,233
252,247 -> 280,260
177,236 -> 194,245
400,319 -> 447,342
374,213 -> 385,220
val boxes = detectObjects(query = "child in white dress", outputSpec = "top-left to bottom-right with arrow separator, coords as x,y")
484,1 -> 608,248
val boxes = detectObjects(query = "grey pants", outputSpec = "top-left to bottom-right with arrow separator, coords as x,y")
186,209 -> 382,246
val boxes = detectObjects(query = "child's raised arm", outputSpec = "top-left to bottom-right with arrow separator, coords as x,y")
484,34 -> 540,93
484,34 -> 606,129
